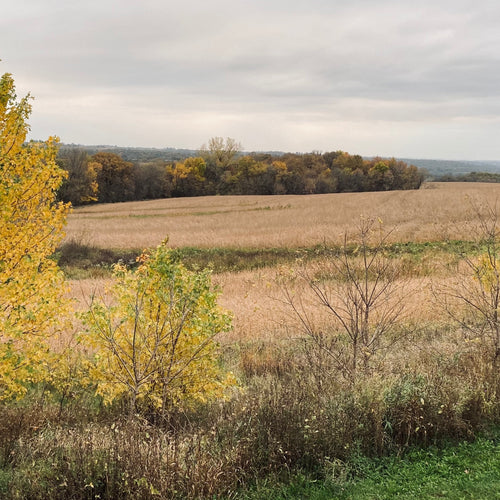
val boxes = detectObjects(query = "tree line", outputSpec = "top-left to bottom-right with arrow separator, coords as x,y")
57,137 -> 425,206
433,171 -> 500,183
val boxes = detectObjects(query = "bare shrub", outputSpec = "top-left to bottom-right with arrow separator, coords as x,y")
437,199 -> 500,367
279,217 -> 414,385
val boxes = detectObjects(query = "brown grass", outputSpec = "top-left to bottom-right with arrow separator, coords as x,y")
216,270 -> 449,343
65,183 -> 500,249
67,184 -> 493,347
68,265 -> 448,348
65,183 -> 496,347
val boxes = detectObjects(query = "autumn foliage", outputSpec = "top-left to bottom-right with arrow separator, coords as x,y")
0,73 -> 233,410
57,140 -> 425,205
0,73 -> 70,398
82,242 -> 234,415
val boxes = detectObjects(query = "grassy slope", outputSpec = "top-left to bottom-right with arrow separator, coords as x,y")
64,184 -> 500,250
239,432 -> 500,499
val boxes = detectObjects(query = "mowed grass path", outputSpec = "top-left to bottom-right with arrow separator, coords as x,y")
65,183 -> 500,250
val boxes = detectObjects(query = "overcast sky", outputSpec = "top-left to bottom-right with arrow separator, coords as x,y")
2,0 -> 500,159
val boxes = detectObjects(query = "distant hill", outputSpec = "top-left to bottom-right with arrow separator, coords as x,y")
396,158 -> 500,177
59,144 -> 289,163
59,144 -> 198,163
59,144 -> 500,177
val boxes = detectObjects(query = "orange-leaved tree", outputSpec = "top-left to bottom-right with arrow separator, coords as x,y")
0,72 -> 70,399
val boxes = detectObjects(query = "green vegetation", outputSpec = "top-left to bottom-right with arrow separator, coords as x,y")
58,238 -> 480,277
237,431 -> 500,499
56,239 -> 139,278
434,171 -> 500,183
335,435 -> 500,500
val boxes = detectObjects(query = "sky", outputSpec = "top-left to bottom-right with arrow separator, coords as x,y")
2,0 -> 500,160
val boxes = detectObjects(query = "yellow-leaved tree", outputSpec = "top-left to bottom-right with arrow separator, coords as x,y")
82,242 -> 235,417
0,72 -> 70,398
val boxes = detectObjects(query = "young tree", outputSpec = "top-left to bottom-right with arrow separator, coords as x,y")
438,200 -> 500,367
0,72 -> 70,398
280,218 -> 411,385
82,242 -> 234,416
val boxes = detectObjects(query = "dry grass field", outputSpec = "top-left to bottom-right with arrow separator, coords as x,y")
65,182 -> 498,346
70,268 -> 445,349
65,182 -> 500,249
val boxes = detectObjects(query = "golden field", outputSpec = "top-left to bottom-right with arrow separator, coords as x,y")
65,182 -> 500,249
65,182 -> 499,346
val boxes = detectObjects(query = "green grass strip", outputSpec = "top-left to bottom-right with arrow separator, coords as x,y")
238,431 -> 500,499
57,239 -> 488,278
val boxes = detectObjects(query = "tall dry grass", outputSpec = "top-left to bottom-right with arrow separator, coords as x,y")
68,259 -> 455,348
65,183 -> 500,249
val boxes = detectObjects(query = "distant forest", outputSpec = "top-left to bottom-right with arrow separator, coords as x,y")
56,141 -> 500,206
60,144 -> 500,174
57,140 -> 426,205
432,171 -> 500,183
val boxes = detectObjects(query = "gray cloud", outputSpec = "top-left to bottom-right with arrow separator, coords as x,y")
2,0 -> 500,159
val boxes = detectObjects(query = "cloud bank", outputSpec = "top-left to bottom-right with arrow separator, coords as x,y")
2,0 -> 500,159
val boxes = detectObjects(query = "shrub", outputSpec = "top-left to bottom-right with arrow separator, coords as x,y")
81,242 -> 235,417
